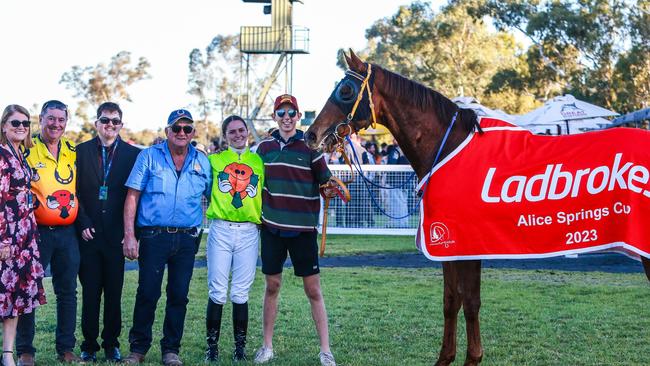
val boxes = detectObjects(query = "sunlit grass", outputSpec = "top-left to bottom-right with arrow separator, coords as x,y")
194,234 -> 417,260
29,267 -> 649,365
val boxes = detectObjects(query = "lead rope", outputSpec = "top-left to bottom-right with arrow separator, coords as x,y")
319,144 -> 354,257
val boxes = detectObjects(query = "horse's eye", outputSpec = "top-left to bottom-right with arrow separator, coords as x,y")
335,80 -> 358,103
340,85 -> 353,98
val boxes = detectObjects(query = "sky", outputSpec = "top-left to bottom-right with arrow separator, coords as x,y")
0,0 -> 427,131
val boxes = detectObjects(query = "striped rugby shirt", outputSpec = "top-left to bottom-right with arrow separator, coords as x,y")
256,130 -> 331,231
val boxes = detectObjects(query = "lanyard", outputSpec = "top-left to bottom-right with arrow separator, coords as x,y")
101,140 -> 119,185
7,143 -> 32,187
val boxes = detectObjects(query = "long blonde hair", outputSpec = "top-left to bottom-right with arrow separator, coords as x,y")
1,104 -> 34,149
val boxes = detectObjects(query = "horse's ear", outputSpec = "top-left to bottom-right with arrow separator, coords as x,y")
344,51 -> 353,69
347,48 -> 367,73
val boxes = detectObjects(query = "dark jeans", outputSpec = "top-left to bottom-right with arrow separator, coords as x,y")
17,225 -> 80,356
128,230 -> 197,355
79,232 -> 125,353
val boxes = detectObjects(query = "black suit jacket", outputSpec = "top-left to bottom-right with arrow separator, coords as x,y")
75,136 -> 141,245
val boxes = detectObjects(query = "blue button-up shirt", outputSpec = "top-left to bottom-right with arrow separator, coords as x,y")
126,142 -> 211,228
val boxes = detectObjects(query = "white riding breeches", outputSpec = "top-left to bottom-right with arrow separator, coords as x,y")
207,219 -> 259,305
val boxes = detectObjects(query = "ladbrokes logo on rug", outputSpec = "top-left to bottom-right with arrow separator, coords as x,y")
429,222 -> 455,248
480,153 -> 650,203
418,117 -> 650,261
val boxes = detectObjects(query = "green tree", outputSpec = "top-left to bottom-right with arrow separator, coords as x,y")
60,51 -> 151,123
61,51 -> 151,105
120,127 -> 163,146
479,0 -> 649,111
612,2 -> 650,112
59,51 -> 154,143
188,35 -> 246,123
360,0 -> 535,114
64,121 -> 95,144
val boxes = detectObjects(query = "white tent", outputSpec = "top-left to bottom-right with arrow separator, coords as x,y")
516,94 -> 618,134
452,96 -> 516,122
524,117 -> 613,135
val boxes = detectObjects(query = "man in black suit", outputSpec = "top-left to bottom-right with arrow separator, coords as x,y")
75,102 -> 140,363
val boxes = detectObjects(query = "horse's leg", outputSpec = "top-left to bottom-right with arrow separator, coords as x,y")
460,260 -> 483,366
642,256 -> 650,282
435,262 -> 462,366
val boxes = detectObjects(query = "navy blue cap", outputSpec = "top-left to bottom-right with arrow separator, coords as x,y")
167,109 -> 194,125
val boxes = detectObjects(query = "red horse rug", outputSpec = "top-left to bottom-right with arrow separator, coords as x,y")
416,117 -> 650,261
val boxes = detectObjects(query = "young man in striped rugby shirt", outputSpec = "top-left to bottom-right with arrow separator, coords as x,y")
253,94 -> 337,366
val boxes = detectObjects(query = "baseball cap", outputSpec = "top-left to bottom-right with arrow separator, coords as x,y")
273,94 -> 299,112
167,109 -> 194,125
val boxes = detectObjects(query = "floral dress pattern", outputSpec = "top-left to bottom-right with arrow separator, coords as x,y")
0,144 -> 46,319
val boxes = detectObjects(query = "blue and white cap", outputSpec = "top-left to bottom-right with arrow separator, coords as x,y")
167,109 -> 194,125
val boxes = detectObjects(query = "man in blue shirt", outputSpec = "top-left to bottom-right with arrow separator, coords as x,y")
121,109 -> 211,366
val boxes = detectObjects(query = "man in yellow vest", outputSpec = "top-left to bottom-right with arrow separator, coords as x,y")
204,115 -> 264,362
18,100 -> 83,365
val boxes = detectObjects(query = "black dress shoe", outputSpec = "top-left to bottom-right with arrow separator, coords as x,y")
104,347 -> 122,362
80,351 -> 97,362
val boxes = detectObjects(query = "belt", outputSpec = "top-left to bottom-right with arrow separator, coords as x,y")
216,219 -> 255,227
38,225 -> 68,231
140,226 -> 197,234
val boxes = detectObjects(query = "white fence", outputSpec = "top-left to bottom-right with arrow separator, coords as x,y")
320,164 -> 418,235
202,164 -> 420,235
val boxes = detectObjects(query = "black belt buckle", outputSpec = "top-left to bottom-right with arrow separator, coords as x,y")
166,227 -> 179,234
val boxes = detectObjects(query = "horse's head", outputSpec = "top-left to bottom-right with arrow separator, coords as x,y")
305,51 -> 376,152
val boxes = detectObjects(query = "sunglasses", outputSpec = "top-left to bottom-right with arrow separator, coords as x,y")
98,117 -> 122,125
275,109 -> 297,118
8,120 -> 30,128
170,124 -> 194,134
40,100 -> 67,114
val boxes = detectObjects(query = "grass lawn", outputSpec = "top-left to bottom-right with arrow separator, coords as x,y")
29,266 -> 649,365
195,234 -> 417,260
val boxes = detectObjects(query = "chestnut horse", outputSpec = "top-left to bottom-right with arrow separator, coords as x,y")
304,51 -> 650,366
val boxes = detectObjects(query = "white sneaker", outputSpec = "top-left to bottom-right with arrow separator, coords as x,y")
253,346 -> 274,364
319,351 -> 337,366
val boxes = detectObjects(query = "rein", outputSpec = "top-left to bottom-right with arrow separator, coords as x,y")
345,111 -> 459,219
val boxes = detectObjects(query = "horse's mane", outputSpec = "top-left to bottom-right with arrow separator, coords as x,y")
374,64 -> 479,133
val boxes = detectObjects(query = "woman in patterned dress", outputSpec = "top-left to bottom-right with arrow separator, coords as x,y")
0,105 -> 47,366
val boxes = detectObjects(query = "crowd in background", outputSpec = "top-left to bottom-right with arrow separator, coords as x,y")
325,136 -> 410,166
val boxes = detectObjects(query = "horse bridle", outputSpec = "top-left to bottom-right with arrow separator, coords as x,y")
318,63 -> 379,185
319,64 -> 379,257
326,64 -> 379,147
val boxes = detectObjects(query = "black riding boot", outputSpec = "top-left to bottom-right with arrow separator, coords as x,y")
232,302 -> 248,361
205,299 -> 223,362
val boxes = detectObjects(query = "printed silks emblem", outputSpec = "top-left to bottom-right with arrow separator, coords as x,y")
428,222 -> 455,248
46,190 -> 76,219
218,162 -> 259,208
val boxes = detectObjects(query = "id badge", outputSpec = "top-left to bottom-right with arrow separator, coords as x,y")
27,192 -> 34,209
99,185 -> 108,200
